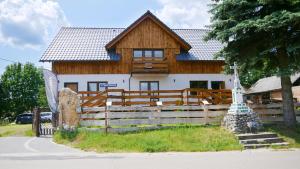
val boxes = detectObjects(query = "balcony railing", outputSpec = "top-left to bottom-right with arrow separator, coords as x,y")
131,57 -> 168,73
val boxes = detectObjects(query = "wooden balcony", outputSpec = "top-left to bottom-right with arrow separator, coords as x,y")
131,57 -> 168,74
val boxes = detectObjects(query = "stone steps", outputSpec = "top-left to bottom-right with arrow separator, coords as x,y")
243,142 -> 289,149
240,137 -> 284,144
237,132 -> 278,140
236,132 -> 289,149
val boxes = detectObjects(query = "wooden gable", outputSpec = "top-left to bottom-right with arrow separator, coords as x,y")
106,11 -> 191,50
115,18 -> 180,49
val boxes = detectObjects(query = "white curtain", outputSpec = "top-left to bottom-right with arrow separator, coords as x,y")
43,69 -> 58,113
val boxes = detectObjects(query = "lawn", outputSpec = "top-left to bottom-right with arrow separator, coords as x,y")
54,125 -> 242,152
0,124 -> 33,137
265,123 -> 300,148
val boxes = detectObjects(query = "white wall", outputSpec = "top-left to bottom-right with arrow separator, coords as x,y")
57,73 -> 234,91
130,74 -> 234,90
57,74 -> 130,91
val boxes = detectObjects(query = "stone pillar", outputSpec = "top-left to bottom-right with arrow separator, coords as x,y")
58,88 -> 81,130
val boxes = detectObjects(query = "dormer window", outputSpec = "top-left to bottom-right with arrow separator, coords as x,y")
133,49 -> 164,58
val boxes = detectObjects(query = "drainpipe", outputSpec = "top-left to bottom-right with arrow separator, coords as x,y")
129,73 -> 132,91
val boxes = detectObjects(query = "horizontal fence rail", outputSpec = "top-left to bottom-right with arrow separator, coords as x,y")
131,57 -> 169,73
78,88 -> 232,107
79,103 -> 300,133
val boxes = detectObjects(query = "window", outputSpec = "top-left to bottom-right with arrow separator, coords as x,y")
133,49 -> 164,58
64,83 -> 78,92
140,81 -> 159,101
293,77 -> 300,86
133,50 -> 143,58
144,50 -> 152,57
87,81 -> 108,92
190,81 -> 208,89
154,50 -> 163,58
190,81 -> 208,95
140,81 -> 159,91
211,81 -> 225,90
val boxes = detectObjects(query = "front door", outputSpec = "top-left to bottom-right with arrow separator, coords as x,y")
140,81 -> 159,101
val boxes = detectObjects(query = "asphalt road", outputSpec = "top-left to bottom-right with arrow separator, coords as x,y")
0,136 -> 300,169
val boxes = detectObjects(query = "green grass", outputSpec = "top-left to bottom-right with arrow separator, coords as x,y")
0,124 -> 33,137
265,123 -> 300,148
54,125 -> 242,152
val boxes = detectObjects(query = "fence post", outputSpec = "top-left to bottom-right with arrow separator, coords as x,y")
33,107 -> 40,137
203,104 -> 209,125
181,90 -> 184,105
156,101 -> 162,127
122,89 -> 125,106
105,101 -> 112,134
52,111 -> 59,128
186,89 -> 189,105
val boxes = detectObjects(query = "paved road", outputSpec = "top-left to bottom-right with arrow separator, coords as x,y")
0,136 -> 300,169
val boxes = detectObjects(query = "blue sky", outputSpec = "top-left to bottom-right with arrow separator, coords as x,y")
0,0 -> 211,74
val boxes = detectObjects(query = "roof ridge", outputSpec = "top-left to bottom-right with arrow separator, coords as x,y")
172,28 -> 210,31
61,27 -> 126,29
61,26 -> 210,31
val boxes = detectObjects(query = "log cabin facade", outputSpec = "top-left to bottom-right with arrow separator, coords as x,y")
40,11 -> 233,93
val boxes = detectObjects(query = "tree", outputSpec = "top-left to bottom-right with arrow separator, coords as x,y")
0,81 -> 9,120
1,63 -> 47,120
206,0 -> 300,126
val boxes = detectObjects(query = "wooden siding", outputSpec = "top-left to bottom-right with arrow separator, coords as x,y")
52,60 -> 224,74
115,18 -> 180,49
106,11 -> 191,50
53,18 -> 224,74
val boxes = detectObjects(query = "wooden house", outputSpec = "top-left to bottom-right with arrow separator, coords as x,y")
40,11 -> 233,95
245,73 -> 300,104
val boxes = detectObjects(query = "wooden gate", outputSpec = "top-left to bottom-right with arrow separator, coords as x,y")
33,108 -> 56,136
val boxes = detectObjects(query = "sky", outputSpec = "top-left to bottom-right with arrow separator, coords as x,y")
0,0 -> 212,74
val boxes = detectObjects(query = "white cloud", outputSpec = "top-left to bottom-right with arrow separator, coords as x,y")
154,0 -> 212,29
0,0 -> 69,49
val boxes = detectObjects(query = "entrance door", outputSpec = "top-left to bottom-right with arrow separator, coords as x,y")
140,81 -> 159,101
140,81 -> 159,91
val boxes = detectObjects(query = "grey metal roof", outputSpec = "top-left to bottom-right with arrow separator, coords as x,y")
174,29 -> 224,61
40,27 -> 224,62
246,73 -> 300,94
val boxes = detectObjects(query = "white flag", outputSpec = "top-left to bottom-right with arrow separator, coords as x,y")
43,69 -> 58,113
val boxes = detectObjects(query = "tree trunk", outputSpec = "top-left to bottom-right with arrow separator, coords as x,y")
280,76 -> 296,127
277,48 -> 297,127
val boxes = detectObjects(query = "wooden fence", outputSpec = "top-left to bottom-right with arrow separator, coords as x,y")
78,88 -> 232,107
79,103 -> 300,133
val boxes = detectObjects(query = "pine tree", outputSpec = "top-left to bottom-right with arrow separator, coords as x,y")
206,0 -> 300,126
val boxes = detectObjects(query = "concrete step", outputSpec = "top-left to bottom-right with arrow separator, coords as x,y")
243,142 -> 289,149
240,137 -> 285,145
237,132 -> 278,140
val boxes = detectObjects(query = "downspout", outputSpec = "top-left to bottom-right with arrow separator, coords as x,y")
129,73 -> 132,91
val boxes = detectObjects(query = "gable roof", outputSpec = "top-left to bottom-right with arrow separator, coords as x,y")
174,29 -> 224,61
105,11 -> 191,51
40,27 -> 224,62
246,73 -> 300,94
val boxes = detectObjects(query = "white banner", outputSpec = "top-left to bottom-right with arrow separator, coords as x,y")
43,69 -> 58,113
